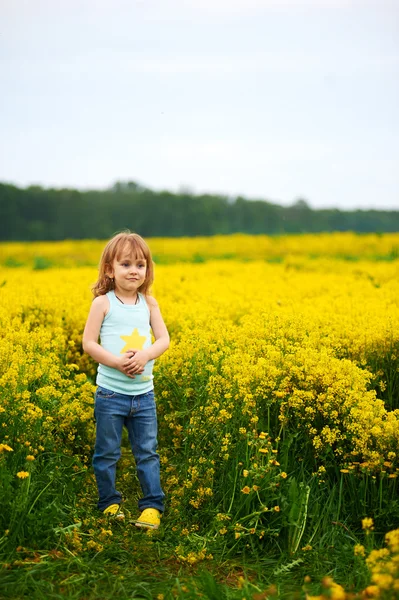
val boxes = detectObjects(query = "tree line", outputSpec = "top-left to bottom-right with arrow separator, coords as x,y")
1,181 -> 398,241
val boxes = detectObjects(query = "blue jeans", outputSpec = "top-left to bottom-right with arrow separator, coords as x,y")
93,386 -> 165,513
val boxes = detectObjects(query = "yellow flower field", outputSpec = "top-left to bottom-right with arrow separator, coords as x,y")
1,233 -> 399,598
0,231 -> 398,267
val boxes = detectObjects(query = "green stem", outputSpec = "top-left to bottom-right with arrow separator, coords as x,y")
293,485 -> 310,554
336,474 -> 343,522
227,465 -> 239,514
27,479 -> 53,515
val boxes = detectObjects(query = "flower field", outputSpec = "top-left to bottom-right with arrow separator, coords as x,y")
1,233 -> 399,599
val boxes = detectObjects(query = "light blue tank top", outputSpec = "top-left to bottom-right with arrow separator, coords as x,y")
96,291 -> 154,395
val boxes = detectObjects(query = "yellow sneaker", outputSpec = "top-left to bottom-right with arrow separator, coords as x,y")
135,508 -> 162,530
103,504 -> 125,520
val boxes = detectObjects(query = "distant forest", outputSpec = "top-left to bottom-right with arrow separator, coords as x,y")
1,181 -> 398,241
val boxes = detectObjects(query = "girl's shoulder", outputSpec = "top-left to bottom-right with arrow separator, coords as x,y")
92,293 -> 111,315
142,294 -> 159,309
92,293 -> 109,304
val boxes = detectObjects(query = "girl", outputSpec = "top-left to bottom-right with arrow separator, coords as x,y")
83,231 -> 169,529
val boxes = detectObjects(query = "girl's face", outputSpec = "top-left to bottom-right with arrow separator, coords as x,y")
108,251 -> 147,295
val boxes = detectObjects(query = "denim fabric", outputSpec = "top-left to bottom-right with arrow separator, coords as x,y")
93,386 -> 165,512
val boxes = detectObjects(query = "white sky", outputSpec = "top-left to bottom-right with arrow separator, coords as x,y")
1,0 -> 398,210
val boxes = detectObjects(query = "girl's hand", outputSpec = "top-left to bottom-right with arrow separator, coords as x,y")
117,352 -> 145,379
124,349 -> 151,375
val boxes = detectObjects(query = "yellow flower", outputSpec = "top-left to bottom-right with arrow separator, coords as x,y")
16,471 -> 29,479
243,469 -> 249,477
241,486 -> 251,494
99,528 -> 113,537
0,444 -> 13,452
362,517 -> 374,532
361,586 -> 380,598
329,582 -> 346,600
86,540 -> 103,552
26,455 -> 35,461
371,573 -> 393,590
280,472 -> 288,479
274,506 -> 280,512
354,544 -> 366,557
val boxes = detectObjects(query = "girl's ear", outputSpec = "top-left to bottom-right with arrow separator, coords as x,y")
105,263 -> 114,278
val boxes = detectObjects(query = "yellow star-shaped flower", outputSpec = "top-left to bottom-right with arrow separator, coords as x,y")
120,328 -> 147,353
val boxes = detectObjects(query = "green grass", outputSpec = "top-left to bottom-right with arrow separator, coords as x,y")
0,458 -> 379,600
1,411 -> 396,598
0,511 -> 372,600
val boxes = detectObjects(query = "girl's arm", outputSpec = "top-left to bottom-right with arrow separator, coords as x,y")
82,296 -> 136,375
147,295 -> 170,359
126,296 -> 170,374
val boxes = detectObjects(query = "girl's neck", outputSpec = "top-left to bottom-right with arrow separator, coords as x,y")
113,289 -> 139,305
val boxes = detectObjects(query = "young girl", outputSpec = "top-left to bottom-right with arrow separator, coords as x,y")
83,231 -> 169,529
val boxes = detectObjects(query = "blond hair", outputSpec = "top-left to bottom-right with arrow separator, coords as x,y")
92,231 -> 154,297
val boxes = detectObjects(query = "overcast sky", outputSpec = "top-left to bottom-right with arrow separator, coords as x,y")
1,0 -> 398,210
